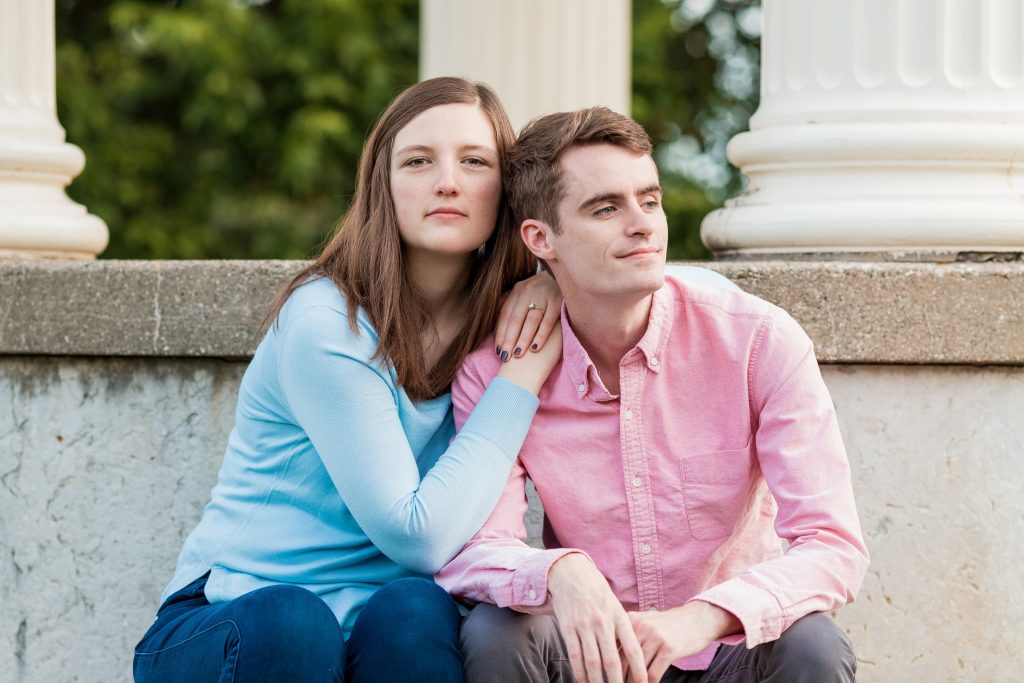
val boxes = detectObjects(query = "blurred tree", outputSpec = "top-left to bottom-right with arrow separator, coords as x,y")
56,0 -> 757,260
633,0 -> 761,260
57,0 -> 418,259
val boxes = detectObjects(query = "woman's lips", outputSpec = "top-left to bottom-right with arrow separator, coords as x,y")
427,208 -> 467,219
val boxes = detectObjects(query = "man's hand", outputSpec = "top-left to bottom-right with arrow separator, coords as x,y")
547,554 -> 646,683
627,602 -> 742,682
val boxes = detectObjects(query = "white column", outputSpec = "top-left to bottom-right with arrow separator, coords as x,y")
0,0 -> 107,259
420,0 -> 631,131
702,0 -> 1024,259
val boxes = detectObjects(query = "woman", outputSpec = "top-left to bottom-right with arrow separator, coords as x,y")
133,77 -> 562,682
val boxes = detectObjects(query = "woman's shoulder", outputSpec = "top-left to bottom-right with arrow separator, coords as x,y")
283,276 -> 347,314
276,277 -> 381,357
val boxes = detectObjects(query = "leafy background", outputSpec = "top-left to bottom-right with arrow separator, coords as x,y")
56,0 -> 760,260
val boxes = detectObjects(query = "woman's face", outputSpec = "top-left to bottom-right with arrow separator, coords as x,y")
390,103 -> 502,261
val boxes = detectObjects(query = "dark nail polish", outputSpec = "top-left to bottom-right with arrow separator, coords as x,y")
500,351 -> 509,362
531,343 -> 539,351
514,347 -> 522,357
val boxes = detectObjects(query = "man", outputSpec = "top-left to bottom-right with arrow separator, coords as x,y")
437,108 -> 869,683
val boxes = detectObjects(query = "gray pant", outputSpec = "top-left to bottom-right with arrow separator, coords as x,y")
460,605 -> 856,683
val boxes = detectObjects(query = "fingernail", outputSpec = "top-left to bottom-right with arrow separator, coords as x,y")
531,343 -> 539,351
500,351 -> 509,362
496,346 -> 501,355
514,347 -> 522,357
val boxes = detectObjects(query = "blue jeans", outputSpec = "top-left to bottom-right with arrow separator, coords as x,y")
133,575 -> 464,682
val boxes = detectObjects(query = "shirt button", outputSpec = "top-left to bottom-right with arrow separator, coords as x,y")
577,383 -> 586,394
528,588 -> 537,600
631,476 -> 642,488
623,408 -> 634,420
640,543 -> 652,555
649,357 -> 659,367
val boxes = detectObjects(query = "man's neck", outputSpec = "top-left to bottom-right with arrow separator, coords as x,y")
564,291 -> 654,395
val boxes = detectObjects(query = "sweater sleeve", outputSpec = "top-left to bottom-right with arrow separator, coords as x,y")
277,303 -> 539,575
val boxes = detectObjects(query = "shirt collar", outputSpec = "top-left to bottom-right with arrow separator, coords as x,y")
560,282 -> 676,400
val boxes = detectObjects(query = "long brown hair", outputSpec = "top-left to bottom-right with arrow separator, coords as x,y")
263,77 -> 536,401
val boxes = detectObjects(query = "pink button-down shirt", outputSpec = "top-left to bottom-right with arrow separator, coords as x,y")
437,276 -> 869,670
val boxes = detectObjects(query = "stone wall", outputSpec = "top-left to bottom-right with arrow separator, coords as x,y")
2,260 -> 1022,682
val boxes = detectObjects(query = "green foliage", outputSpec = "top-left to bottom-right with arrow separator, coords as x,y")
57,0 -> 418,259
633,0 -> 761,260
57,0 -> 757,260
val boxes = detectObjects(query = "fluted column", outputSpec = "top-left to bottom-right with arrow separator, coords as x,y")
702,0 -> 1024,259
420,0 -> 631,131
0,0 -> 107,259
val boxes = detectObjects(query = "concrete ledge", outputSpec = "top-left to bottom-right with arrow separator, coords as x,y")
1,259 -> 1021,363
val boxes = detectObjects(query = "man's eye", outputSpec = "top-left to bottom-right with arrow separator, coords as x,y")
595,205 -> 616,216
643,199 -> 660,209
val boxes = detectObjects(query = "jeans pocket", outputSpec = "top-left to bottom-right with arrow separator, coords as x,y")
681,441 -> 756,541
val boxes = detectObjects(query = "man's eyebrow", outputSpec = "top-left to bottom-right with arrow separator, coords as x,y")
578,185 -> 664,212
578,192 -> 624,212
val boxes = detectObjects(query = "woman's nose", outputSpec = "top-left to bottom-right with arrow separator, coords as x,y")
433,162 -> 459,195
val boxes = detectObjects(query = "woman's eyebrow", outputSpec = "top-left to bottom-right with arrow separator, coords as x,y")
394,144 -> 434,156
393,143 -> 497,156
459,144 -> 498,154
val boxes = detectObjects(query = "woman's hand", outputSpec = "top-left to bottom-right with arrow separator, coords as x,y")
496,323 -> 562,396
495,270 -> 562,362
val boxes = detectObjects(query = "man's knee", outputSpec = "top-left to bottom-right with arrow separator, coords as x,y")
771,613 -> 856,682
461,604 -> 570,682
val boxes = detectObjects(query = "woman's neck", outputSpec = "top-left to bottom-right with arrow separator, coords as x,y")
406,249 -> 473,368
406,248 -> 472,319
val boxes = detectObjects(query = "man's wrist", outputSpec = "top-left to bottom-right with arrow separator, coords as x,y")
547,552 -> 591,595
679,601 -> 742,640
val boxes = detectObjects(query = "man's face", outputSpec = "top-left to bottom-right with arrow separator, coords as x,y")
538,144 -> 667,303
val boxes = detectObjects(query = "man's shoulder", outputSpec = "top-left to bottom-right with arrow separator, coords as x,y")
458,333 -> 503,387
666,270 -> 783,324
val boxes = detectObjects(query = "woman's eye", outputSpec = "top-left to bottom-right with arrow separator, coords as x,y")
464,157 -> 488,167
404,157 -> 429,168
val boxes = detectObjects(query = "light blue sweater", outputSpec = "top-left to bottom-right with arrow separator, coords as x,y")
161,277 -> 539,635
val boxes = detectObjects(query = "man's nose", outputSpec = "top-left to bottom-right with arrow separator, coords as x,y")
626,202 -> 656,235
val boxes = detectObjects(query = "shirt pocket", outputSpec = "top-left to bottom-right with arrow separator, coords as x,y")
680,440 -> 757,541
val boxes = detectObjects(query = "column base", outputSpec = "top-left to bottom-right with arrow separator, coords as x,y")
0,209 -> 108,257
0,248 -> 96,260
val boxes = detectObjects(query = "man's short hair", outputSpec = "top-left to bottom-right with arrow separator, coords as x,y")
505,107 -> 653,233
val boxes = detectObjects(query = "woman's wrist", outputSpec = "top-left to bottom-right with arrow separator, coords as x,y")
496,356 -> 548,395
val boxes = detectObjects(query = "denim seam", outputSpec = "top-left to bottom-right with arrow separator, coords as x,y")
134,619 -> 240,658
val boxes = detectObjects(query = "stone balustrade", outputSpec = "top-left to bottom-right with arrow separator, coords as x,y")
2,259 -> 1023,682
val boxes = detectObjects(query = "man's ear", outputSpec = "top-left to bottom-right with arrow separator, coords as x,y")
520,218 -> 557,262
